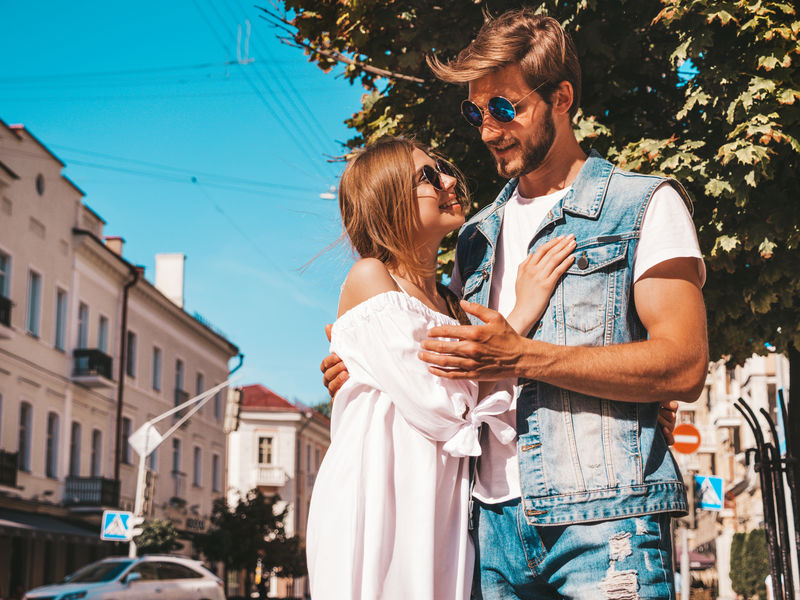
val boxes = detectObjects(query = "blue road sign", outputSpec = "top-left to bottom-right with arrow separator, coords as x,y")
695,475 -> 724,511
100,510 -> 134,541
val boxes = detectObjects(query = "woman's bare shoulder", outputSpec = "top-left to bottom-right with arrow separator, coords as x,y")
338,258 -> 401,316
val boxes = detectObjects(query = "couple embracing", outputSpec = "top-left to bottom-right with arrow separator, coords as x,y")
307,9 -> 708,600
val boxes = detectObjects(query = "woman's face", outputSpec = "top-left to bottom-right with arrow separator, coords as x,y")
411,148 -> 465,241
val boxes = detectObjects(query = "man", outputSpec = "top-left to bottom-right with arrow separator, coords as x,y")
323,9 -> 707,599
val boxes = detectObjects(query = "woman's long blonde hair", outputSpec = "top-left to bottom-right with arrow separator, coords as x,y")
338,137 -> 469,278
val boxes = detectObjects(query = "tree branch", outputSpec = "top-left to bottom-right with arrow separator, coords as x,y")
257,6 -> 425,84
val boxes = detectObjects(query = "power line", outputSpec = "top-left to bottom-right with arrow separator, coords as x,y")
220,1 -> 334,156
0,145 -> 326,192
190,0 -> 333,181
192,180 -> 330,314
232,0 -> 336,153
0,60 -> 242,82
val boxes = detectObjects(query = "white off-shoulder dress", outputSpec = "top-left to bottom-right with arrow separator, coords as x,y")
306,291 -> 514,600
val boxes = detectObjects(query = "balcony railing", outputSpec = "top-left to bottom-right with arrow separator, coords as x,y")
256,465 -> 287,488
64,476 -> 120,507
72,348 -> 114,387
0,450 -> 18,487
171,470 -> 187,501
0,295 -> 11,328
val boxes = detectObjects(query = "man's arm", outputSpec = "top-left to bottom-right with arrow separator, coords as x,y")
419,257 -> 708,404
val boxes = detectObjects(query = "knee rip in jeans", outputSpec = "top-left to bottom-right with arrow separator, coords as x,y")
600,531 -> 640,599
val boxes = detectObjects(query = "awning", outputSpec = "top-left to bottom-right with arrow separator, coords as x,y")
0,507 -> 100,541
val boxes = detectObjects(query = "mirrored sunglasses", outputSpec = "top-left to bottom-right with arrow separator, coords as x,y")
460,82 -> 546,127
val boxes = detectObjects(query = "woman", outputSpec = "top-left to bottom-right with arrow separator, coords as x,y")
306,137 -> 576,600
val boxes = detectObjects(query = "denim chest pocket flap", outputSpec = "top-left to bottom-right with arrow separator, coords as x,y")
558,237 -> 629,336
567,237 -> 628,275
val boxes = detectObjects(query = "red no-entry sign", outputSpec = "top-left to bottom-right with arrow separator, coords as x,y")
673,423 -> 702,455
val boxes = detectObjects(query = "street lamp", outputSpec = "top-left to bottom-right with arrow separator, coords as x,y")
126,375 -> 241,557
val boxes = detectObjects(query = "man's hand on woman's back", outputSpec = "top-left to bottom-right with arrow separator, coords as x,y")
321,323 -> 349,397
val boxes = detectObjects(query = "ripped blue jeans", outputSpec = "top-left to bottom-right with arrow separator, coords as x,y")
472,499 -> 675,600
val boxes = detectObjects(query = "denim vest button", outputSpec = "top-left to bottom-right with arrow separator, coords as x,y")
577,252 -> 589,270
482,270 -> 490,280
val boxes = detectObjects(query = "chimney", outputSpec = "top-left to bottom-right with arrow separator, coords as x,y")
154,253 -> 186,308
104,236 -> 124,256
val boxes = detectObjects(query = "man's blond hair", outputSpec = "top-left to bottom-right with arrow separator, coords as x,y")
428,10 -> 581,118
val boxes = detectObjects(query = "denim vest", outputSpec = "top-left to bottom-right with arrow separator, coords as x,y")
456,151 -> 689,525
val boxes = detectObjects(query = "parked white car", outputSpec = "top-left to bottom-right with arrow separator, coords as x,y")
23,555 -> 225,600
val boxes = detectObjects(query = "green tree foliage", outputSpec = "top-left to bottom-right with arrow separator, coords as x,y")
311,400 -> 332,418
729,532 -> 746,595
271,0 -> 799,366
729,528 -> 769,598
133,519 -> 179,555
193,489 -> 306,589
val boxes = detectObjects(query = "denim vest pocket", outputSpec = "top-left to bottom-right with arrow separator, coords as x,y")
557,239 -> 628,339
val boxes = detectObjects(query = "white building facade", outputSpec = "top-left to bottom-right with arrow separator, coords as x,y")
0,119 -> 239,595
677,353 -> 795,599
227,384 -> 330,598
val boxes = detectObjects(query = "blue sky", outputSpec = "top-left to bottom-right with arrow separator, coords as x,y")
0,1 -> 366,406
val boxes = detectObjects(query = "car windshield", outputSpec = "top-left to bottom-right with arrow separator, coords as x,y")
66,560 -> 135,583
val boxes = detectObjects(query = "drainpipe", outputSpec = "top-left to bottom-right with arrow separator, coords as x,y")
293,409 -> 313,598
113,267 -> 139,484
294,410 -> 313,535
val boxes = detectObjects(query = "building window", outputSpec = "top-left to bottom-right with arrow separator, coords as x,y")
26,270 -> 42,336
149,447 -> 158,472
196,373 -> 204,413
98,315 -> 109,353
0,394 -> 3,446
212,453 -> 221,492
0,251 -> 10,297
91,429 -> 102,476
152,347 -> 162,391
69,421 -> 81,476
121,417 -> 132,464
35,173 -> 45,195
680,410 -> 695,425
175,359 -> 184,392
214,389 -> 223,421
46,412 -> 59,478
125,331 -> 137,377
258,436 -> 273,465
54,289 -> 68,350
315,448 -> 320,471
172,438 -> 181,474
18,402 -> 32,471
306,443 -> 311,473
193,447 -> 202,487
77,302 -> 89,348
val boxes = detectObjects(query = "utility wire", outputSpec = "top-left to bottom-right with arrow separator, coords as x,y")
192,180 -> 329,314
222,0 -> 335,157
0,145 -> 325,193
0,60 -> 244,82
190,0 -> 331,181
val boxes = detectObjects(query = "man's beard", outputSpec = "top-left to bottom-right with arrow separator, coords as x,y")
494,104 -> 556,179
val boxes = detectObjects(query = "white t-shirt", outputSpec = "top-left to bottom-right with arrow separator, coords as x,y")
449,182 -> 705,503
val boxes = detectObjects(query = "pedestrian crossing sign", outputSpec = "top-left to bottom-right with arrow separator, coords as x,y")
100,510 -> 134,541
695,475 -> 724,511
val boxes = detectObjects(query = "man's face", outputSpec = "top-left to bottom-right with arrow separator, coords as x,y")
467,65 -> 556,179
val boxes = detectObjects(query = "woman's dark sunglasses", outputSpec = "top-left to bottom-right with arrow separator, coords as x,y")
418,159 -> 456,191
460,82 -> 545,127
